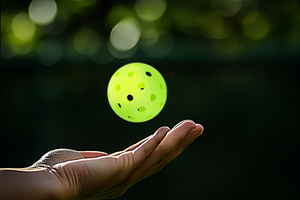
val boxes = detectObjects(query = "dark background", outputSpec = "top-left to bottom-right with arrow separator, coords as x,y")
1,0 -> 299,199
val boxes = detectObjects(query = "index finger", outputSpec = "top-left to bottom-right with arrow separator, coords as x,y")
132,126 -> 169,162
117,126 -> 169,171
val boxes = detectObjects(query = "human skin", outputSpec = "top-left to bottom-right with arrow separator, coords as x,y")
0,120 -> 204,200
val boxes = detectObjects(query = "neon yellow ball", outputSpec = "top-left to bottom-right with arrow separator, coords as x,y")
107,62 -> 167,122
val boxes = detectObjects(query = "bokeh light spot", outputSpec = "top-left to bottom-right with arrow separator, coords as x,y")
107,39 -> 137,59
241,12 -> 259,25
201,12 -> 231,39
242,13 -> 271,39
212,0 -> 242,17
237,0 -> 259,19
110,18 -> 140,51
4,34 -> 34,55
73,0 -> 100,7
90,46 -> 114,64
73,28 -> 101,55
279,0 -> 299,12
142,32 -> 173,58
171,8 -> 197,31
106,6 -> 132,29
12,12 -> 36,41
1,34 -> 17,59
140,27 -> 159,47
135,0 -> 167,21
38,39 -> 62,65
1,13 -> 10,34
210,37 -> 242,61
29,0 -> 57,26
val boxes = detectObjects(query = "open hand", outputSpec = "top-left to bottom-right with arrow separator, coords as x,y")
4,120 -> 203,200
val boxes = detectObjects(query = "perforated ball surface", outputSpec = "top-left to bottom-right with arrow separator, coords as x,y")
107,62 -> 167,122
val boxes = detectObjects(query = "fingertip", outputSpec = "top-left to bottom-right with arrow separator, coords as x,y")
181,120 -> 196,131
198,124 -> 204,133
159,126 -> 171,133
153,126 -> 170,138
195,124 -> 204,137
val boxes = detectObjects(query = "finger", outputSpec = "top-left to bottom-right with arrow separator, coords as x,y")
160,120 -> 196,153
79,151 -> 108,158
157,124 -> 203,165
131,126 -> 170,161
118,126 -> 169,171
121,120 -> 195,185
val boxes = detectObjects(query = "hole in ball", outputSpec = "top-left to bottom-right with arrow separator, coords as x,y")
138,82 -> 145,90
116,103 -> 122,109
115,71 -> 120,77
160,101 -> 164,107
115,84 -> 121,92
146,72 -> 152,77
127,94 -> 133,101
138,106 -> 145,112
127,71 -> 134,77
150,94 -> 156,101
160,83 -> 164,90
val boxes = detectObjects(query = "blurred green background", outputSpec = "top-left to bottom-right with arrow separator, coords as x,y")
1,0 -> 299,199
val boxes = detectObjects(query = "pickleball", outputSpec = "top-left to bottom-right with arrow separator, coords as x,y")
107,62 -> 167,122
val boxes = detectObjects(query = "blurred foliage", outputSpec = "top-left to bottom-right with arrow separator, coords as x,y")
1,0 -> 299,64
